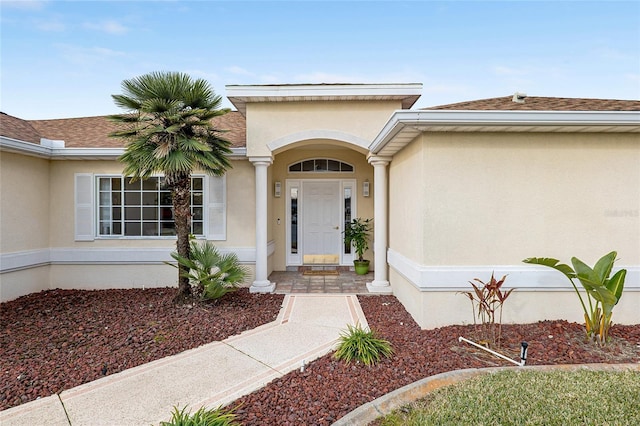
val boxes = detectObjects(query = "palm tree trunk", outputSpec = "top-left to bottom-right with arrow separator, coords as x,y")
172,174 -> 192,303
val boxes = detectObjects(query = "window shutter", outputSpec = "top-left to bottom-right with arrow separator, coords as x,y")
75,173 -> 94,241
207,175 -> 226,240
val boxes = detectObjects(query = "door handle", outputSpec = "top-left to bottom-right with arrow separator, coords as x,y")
334,226 -> 339,230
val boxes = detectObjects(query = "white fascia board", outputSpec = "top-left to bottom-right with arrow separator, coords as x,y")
226,83 -> 423,98
1,136 -> 52,158
370,110 -> 640,155
1,140 -> 248,160
226,83 -> 423,113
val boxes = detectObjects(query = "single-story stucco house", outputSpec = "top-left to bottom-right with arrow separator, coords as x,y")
1,83 -> 638,328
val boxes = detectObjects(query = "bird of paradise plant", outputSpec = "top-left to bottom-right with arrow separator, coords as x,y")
523,251 -> 626,345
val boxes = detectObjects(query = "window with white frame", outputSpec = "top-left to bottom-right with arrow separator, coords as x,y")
97,176 -> 204,237
288,159 -> 354,173
75,173 -> 226,241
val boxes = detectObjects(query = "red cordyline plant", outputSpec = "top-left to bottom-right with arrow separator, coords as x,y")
460,273 -> 515,348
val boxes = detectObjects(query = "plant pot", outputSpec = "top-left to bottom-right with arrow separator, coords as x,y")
353,260 -> 370,275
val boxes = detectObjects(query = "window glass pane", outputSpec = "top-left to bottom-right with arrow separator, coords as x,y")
143,222 -> 158,236
125,207 -> 141,220
344,187 -> 352,254
289,163 -> 301,172
125,192 -> 140,205
160,192 -> 172,205
97,176 -> 204,238
192,222 -> 203,235
142,207 -> 157,220
99,207 -> 111,220
112,192 -> 122,205
142,192 -> 158,205
99,192 -> 111,205
327,160 -> 340,171
315,159 -> 328,171
192,207 -> 203,220
99,178 -> 111,191
159,178 -> 169,191
124,222 -> 141,236
160,222 -> 175,235
124,179 -> 140,190
160,207 -> 173,220
99,222 -> 111,235
288,159 -> 353,173
142,178 -> 158,190
291,188 -> 298,254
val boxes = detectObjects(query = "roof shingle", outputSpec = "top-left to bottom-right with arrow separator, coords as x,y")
425,96 -> 640,111
0,112 -> 43,144
3,112 -> 246,148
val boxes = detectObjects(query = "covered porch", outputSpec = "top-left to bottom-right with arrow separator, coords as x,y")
270,270 -> 371,294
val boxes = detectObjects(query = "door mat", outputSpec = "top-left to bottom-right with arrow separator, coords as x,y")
302,270 -> 340,276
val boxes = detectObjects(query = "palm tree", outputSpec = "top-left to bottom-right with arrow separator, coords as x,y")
109,71 -> 232,302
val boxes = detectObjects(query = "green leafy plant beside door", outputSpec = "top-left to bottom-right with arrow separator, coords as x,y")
344,218 -> 372,274
523,251 -> 626,345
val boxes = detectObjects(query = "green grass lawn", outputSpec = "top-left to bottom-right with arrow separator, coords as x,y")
379,370 -> 640,426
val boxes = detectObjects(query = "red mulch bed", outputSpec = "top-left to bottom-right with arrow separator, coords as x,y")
1,289 -> 638,425
0,288 -> 284,410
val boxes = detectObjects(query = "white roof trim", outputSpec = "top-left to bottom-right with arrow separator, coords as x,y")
226,83 -> 423,114
1,137 -> 247,160
370,110 -> 640,157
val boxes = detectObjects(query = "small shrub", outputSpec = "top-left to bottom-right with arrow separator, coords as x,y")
459,273 -> 514,347
169,240 -> 249,301
334,323 -> 393,366
160,405 -> 239,426
523,251 -> 626,345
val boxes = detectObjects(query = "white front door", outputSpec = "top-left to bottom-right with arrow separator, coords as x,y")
302,181 -> 341,264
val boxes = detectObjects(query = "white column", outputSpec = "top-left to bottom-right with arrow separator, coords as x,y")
250,157 -> 275,293
367,156 -> 392,293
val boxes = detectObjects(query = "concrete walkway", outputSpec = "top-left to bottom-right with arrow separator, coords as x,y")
0,294 -> 368,426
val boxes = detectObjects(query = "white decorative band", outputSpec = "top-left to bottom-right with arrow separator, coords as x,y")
387,248 -> 640,292
1,242 -> 276,273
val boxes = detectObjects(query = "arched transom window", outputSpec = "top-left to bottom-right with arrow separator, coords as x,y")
288,158 -> 354,173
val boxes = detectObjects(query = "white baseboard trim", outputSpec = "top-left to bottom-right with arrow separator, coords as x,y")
387,248 -> 640,292
1,243 -> 276,273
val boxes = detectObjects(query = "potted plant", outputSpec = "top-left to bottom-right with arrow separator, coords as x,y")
344,218 -> 372,275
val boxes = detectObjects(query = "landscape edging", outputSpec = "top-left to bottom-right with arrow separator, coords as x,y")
332,363 -> 640,426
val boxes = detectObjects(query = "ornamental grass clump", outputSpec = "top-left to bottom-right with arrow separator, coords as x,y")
523,251 -> 626,345
160,404 -> 240,426
334,323 -> 393,366
459,273 -> 514,348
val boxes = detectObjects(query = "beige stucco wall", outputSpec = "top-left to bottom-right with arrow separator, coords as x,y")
0,152 -> 51,253
49,264 -> 257,291
388,135 -> 425,262
1,155 -> 257,301
270,144 -> 374,270
245,100 -> 401,157
391,132 -> 639,267
388,130 -> 639,328
47,159 -> 255,249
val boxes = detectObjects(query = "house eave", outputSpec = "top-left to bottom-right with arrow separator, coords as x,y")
369,110 -> 640,157
226,83 -> 423,115
1,138 -> 248,160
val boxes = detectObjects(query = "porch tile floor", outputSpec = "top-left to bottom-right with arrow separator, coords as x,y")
270,271 -> 372,294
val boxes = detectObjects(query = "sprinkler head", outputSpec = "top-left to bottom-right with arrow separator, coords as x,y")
520,341 -> 529,365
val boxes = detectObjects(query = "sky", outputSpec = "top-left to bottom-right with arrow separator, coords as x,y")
1,0 -> 639,120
